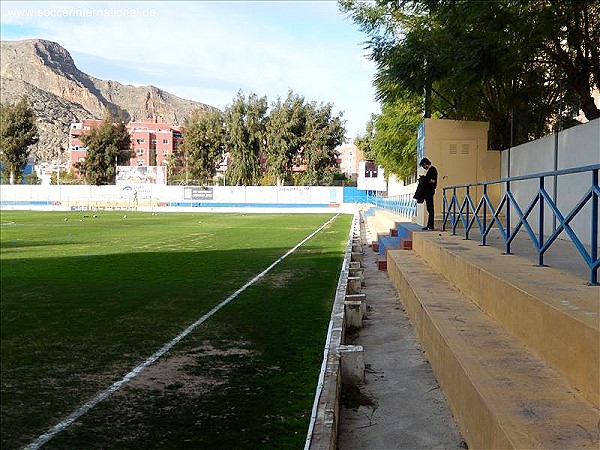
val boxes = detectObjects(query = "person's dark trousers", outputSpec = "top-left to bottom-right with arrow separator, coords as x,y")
425,194 -> 435,229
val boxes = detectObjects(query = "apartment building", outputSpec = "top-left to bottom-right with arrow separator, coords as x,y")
69,117 -> 183,170
337,144 -> 364,178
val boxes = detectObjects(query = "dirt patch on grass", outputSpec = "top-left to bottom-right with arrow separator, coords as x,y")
126,341 -> 254,395
266,268 -> 313,288
267,270 -> 296,288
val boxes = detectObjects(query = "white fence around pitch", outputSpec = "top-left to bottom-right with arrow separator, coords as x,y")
0,184 -> 351,213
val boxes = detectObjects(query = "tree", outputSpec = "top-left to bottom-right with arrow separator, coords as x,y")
218,90 -> 345,186
340,0 -> 600,149
302,101 -> 346,185
525,0 -> 599,121
0,96 -> 38,184
75,114 -> 131,185
182,109 -> 224,185
354,113 -> 377,160
370,95 -> 423,180
225,91 -> 268,186
264,91 -> 306,185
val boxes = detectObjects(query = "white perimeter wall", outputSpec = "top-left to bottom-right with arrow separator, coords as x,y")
0,185 -> 346,212
500,118 -> 599,245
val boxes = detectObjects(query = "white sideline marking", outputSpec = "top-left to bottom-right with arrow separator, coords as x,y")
26,214 -> 340,450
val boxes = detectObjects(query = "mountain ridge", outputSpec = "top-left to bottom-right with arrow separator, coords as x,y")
0,39 -> 215,164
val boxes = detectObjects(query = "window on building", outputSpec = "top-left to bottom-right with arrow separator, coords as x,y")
151,139 -> 157,144
136,149 -> 144,155
162,150 -> 169,156
163,139 -> 169,144
136,138 -> 145,144
136,159 -> 145,166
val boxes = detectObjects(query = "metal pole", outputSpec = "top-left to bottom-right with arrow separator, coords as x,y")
506,180 -> 511,255
591,169 -> 598,285
553,80 -> 562,233
538,176 -> 545,266
482,184 -> 487,246
452,187 -> 457,235
553,131 -> 558,233
465,185 -> 470,240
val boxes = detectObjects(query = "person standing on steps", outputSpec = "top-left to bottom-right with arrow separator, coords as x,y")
419,157 -> 438,230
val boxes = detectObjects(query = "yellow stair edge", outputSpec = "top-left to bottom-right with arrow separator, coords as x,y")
412,232 -> 599,406
387,249 -> 600,449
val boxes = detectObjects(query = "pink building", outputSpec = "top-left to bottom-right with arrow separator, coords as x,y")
337,144 -> 364,178
68,117 -> 183,171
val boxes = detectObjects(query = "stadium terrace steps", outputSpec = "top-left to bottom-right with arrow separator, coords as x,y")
411,232 -> 600,407
363,208 -> 421,271
385,231 -> 600,449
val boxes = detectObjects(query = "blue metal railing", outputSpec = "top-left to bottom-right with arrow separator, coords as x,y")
442,164 -> 599,285
369,191 -> 418,221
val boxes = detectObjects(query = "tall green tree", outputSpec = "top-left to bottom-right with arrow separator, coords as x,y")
302,101 -> 346,185
368,96 -> 423,180
525,0 -> 599,121
0,96 -> 38,184
264,91 -> 307,185
76,114 -> 132,185
225,91 -> 268,186
354,113 -> 377,160
340,0 -> 600,149
182,109 -> 224,185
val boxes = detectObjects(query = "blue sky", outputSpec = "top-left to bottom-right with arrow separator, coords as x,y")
0,1 -> 380,140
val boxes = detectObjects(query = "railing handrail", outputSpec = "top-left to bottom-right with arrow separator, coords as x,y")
444,164 -> 600,191
442,164 -> 599,285
368,191 -> 418,221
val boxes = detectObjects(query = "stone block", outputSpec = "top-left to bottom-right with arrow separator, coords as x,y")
344,300 -> 363,328
339,344 -> 365,385
346,276 -> 361,295
351,252 -> 363,263
345,293 -> 367,318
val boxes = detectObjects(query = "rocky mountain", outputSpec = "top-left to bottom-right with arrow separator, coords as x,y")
0,39 -> 215,164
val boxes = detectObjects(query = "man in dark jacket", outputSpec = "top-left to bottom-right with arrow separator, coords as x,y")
419,158 -> 438,230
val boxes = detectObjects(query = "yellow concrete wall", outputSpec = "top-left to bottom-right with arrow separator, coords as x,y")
420,119 -> 501,222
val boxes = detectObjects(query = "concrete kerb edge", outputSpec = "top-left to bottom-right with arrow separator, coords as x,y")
305,211 -> 361,450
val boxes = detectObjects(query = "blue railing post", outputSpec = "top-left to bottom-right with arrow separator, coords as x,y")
591,169 -> 598,285
538,176 -> 545,266
452,187 -> 457,235
482,184 -> 488,246
443,189 -> 447,231
465,185 -> 471,240
505,180 -> 511,254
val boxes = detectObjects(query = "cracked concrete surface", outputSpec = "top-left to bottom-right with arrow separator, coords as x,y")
337,242 -> 466,450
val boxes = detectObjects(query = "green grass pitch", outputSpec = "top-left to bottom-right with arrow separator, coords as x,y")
0,210 -> 352,449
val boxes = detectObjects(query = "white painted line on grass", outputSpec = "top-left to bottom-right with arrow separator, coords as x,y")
26,214 -> 339,450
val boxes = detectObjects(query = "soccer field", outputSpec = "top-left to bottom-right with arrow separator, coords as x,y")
0,211 -> 352,449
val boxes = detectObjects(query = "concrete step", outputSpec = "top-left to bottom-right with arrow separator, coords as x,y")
412,232 -> 599,407
366,214 -> 391,240
386,249 -> 600,449
372,209 -> 401,231
364,209 -> 421,254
